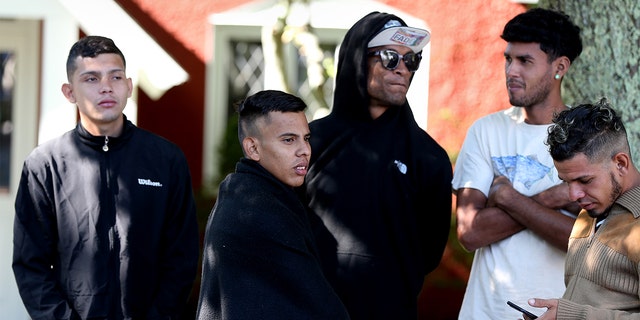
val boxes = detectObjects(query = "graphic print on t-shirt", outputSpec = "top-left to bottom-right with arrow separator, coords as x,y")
491,154 -> 552,190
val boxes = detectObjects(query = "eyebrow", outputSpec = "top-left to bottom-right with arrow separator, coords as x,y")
79,68 -> 125,77
504,51 -> 534,59
558,174 -> 590,183
517,54 -> 535,60
278,132 -> 310,138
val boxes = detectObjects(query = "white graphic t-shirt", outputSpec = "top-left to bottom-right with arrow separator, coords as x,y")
452,107 -> 568,320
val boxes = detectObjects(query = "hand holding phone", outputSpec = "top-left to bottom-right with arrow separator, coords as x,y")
507,300 -> 538,319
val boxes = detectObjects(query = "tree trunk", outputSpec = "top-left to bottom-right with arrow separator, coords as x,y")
539,0 -> 640,159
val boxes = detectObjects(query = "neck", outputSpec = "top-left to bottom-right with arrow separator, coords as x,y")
523,103 -> 568,125
627,168 -> 640,190
518,88 -> 566,124
80,115 -> 125,137
369,105 -> 388,119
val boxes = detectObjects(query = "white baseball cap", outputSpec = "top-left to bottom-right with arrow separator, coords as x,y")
367,20 -> 430,53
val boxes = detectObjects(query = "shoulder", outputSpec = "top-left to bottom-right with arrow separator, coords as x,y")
309,114 -> 346,141
132,126 -> 174,145
460,108 -> 522,144
23,131 -> 74,164
471,107 -> 519,128
415,132 -> 450,163
131,127 -> 185,156
215,173 -> 302,229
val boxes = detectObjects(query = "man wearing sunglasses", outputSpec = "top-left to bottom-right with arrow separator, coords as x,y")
300,12 -> 453,319
452,8 -> 583,319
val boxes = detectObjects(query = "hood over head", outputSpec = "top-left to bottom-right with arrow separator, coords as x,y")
330,12 -> 425,122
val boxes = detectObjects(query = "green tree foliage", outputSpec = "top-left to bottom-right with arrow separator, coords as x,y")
215,113 -> 243,188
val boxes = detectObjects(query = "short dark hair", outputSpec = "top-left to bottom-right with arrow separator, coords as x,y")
66,36 -> 126,80
501,8 -> 582,63
546,98 -> 629,163
237,90 -> 307,143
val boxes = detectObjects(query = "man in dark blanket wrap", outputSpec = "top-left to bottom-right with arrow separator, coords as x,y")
196,90 -> 349,319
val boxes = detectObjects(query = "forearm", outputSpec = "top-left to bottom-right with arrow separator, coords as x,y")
492,185 -> 575,251
455,188 -> 525,252
532,183 -> 581,215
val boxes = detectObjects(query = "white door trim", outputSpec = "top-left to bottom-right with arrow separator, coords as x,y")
0,18 -> 40,320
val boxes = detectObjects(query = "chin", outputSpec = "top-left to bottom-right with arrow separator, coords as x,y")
288,178 -> 304,188
586,209 -> 601,218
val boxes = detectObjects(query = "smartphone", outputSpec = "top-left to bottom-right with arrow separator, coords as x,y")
507,300 -> 538,319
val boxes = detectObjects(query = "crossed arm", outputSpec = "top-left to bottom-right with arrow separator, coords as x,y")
455,176 -> 580,252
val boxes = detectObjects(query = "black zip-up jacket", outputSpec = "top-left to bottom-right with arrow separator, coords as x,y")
13,118 -> 199,320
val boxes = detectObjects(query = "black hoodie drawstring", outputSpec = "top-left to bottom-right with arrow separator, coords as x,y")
103,136 -> 109,152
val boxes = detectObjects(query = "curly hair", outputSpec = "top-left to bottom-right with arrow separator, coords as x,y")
546,97 -> 628,162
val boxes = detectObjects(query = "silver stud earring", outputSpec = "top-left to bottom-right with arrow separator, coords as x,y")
554,74 -> 561,80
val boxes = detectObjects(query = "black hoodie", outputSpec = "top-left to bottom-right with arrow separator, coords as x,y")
302,11 -> 453,319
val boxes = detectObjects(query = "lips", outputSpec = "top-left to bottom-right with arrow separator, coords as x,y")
294,163 -> 308,176
98,99 -> 117,107
389,77 -> 408,88
507,80 -> 524,90
579,202 -> 595,210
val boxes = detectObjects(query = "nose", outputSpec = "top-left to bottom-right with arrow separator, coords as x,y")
505,62 -> 515,77
100,78 -> 113,93
298,140 -> 311,157
568,183 -> 585,202
505,60 -> 525,80
395,59 -> 411,74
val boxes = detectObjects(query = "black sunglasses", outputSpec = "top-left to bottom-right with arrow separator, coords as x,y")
368,49 -> 422,72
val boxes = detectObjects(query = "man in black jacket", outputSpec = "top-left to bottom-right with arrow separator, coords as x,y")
301,12 -> 453,319
13,35 -> 199,319
196,90 -> 349,319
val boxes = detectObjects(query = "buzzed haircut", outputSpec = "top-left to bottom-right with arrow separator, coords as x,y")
66,35 -> 126,80
237,90 -> 307,144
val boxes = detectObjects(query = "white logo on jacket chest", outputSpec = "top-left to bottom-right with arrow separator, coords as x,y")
138,178 -> 163,187
394,160 -> 407,174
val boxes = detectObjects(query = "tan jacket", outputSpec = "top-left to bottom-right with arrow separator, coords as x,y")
558,186 -> 640,319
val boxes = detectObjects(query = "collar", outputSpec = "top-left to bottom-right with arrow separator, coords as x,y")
76,115 -> 135,152
612,186 -> 640,219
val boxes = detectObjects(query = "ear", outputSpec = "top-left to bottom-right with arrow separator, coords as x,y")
613,152 -> 630,175
554,56 -> 571,78
61,83 -> 76,103
242,137 -> 260,161
126,77 -> 133,98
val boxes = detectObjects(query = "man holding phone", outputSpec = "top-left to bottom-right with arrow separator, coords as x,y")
524,99 -> 640,319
